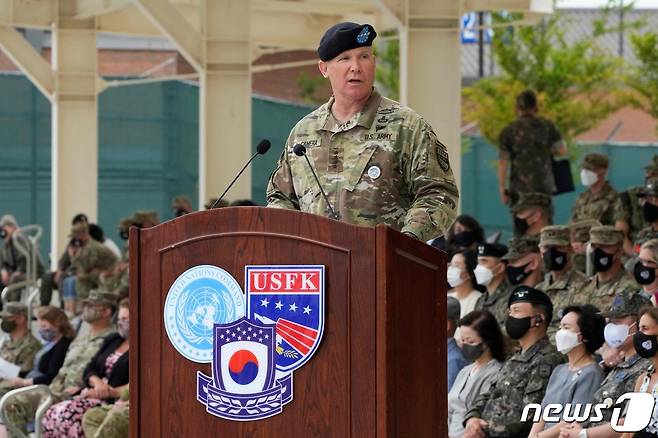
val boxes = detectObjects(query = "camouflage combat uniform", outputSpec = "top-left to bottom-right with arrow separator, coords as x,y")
73,238 -> 118,300
464,336 -> 564,437
82,388 -> 129,438
536,270 -> 588,342
0,331 -> 42,398
571,269 -> 639,314
498,115 -> 562,208
266,90 -> 459,241
474,278 -> 513,328
570,181 -> 625,226
620,156 -> 658,241
3,327 -> 114,437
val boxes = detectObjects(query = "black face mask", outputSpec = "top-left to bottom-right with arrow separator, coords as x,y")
453,231 -> 478,248
593,247 -> 614,273
71,238 -> 83,248
1,320 -> 16,333
119,230 -> 129,241
633,331 -> 658,358
506,315 -> 532,340
175,208 -> 187,217
506,263 -> 530,285
461,343 -> 485,361
0,229 -> 6,239
643,202 -> 658,223
543,248 -> 568,272
634,261 -> 657,285
514,217 -> 530,234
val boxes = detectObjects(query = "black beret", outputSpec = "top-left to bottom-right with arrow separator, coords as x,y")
318,22 -> 377,62
477,243 -> 508,259
508,285 -> 553,311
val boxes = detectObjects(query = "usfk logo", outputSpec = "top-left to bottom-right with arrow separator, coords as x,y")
164,265 -> 245,363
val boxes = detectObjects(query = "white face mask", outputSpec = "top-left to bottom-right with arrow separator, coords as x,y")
604,322 -> 634,349
474,264 -> 494,286
447,266 -> 466,288
580,169 -> 599,187
555,329 -> 581,354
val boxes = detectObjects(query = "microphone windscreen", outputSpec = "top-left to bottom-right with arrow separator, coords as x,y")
293,144 -> 307,156
256,139 -> 271,155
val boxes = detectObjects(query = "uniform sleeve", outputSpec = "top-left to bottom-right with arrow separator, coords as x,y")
401,120 -> 459,241
266,133 -> 300,210
17,339 -> 41,377
611,192 -> 627,223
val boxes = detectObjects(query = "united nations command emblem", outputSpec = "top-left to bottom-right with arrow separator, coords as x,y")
164,265 -> 245,363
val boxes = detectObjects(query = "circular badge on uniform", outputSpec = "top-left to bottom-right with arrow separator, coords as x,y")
164,265 -> 245,363
367,165 -> 381,180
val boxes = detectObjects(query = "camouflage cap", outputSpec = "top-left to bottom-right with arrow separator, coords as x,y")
510,192 -> 552,214
69,222 -> 89,238
502,235 -> 540,261
569,219 -> 601,243
638,177 -> 658,198
539,225 -> 570,247
171,195 -> 193,211
0,302 -> 27,318
0,214 -> 17,228
645,155 -> 658,175
589,225 -> 623,246
604,288 -> 651,318
82,289 -> 118,308
581,153 -> 609,170
131,210 -> 159,227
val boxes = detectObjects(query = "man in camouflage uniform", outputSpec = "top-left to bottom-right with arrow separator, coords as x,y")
619,155 -> 658,246
569,219 -> 600,275
0,303 -> 41,395
474,243 -> 511,327
266,22 -> 459,241
0,215 -> 44,303
1,290 -> 116,438
82,388 -> 129,438
463,286 -> 563,438
571,226 -> 639,312
172,195 -> 194,217
570,153 -> 626,227
497,90 -> 567,230
557,290 -> 652,437
502,235 -> 543,289
510,192 -> 553,237
66,223 -> 117,315
535,226 -> 588,343
633,177 -> 658,249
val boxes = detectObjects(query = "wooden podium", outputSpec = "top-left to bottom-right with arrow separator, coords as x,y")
130,207 -> 447,437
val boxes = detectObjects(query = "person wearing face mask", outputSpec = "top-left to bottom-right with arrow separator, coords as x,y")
474,243 -> 511,327
0,214 -> 44,304
502,235 -> 543,289
570,153 -> 626,229
511,192 -> 553,237
463,286 -> 563,438
430,215 -> 485,253
0,290 -> 116,438
0,303 -> 41,382
569,219 -> 601,275
528,305 -> 606,437
619,156 -> 658,248
448,250 -> 483,318
1,306 -> 75,398
633,178 -> 658,250
448,310 -> 506,438
171,195 -> 194,218
41,298 -> 129,437
572,226 -> 639,313
536,226 -> 589,343
632,239 -> 658,306
557,290 -> 651,438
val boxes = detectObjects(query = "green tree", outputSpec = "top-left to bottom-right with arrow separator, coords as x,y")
629,32 -> 658,130
463,13 -> 625,148
374,32 -> 400,101
297,72 -> 327,105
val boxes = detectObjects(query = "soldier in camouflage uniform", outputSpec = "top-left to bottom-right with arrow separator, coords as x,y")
474,243 -> 511,327
570,153 -> 626,226
266,22 -> 459,241
463,286 -> 564,438
172,195 -> 193,217
1,290 -> 116,438
82,397 -> 129,438
67,223 -> 118,315
619,155 -> 658,246
510,192 -> 553,237
569,219 -> 600,275
571,226 -> 639,312
0,215 -> 44,302
633,177 -> 658,249
502,235 -> 543,288
535,226 -> 588,343
0,303 -> 41,396
557,290 -> 652,437
497,90 -> 566,231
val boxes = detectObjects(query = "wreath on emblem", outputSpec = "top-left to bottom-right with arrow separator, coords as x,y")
176,290 -> 208,346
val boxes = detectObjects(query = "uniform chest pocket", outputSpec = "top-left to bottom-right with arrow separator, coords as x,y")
344,145 -> 378,192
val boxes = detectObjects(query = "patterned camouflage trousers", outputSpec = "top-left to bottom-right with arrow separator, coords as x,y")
82,402 -> 129,438
2,389 -> 66,438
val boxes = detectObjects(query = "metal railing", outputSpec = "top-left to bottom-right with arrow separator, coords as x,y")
0,384 -> 53,438
1,225 -> 43,319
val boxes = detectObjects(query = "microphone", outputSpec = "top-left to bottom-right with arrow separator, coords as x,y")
293,144 -> 339,220
210,139 -> 271,209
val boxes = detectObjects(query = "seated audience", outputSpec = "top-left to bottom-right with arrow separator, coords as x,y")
447,296 -> 469,392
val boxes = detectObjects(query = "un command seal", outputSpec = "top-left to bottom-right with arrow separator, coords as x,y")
164,265 -> 245,363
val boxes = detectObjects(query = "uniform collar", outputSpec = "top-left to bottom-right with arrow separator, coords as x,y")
320,89 -> 382,132
515,336 -> 551,362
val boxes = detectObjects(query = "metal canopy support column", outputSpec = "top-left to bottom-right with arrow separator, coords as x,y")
51,5 -> 99,264
199,0 -> 252,207
400,0 -> 462,197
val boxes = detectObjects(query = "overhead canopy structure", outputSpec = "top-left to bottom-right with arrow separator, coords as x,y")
0,0 -> 552,264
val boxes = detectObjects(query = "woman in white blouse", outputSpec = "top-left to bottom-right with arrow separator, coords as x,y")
447,249 -> 484,319
447,310 -> 506,438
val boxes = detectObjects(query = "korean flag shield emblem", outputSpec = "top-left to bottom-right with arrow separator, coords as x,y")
245,265 -> 325,373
